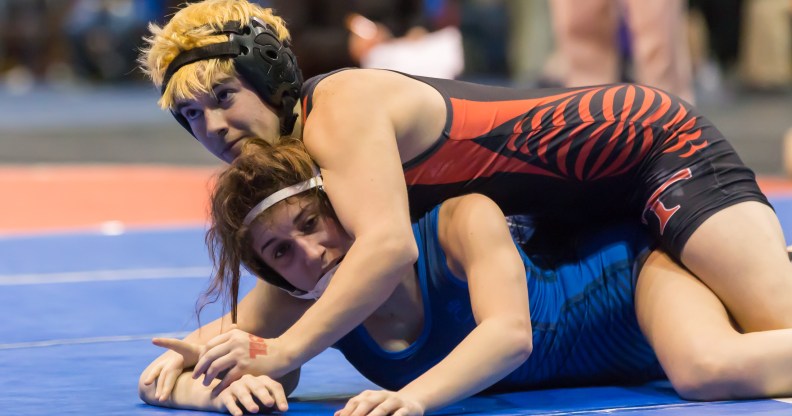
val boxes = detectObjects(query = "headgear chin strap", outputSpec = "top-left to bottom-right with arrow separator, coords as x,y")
162,17 -> 303,136
286,262 -> 340,300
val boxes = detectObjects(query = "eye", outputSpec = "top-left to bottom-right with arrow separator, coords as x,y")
301,216 -> 319,232
180,107 -> 202,121
272,242 -> 291,260
216,88 -> 234,104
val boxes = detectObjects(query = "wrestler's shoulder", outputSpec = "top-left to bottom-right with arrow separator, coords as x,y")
313,69 -> 434,100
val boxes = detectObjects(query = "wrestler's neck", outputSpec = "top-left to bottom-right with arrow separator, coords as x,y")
286,102 -> 303,140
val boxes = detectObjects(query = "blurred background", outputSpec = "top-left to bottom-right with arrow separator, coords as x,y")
0,0 -> 789,171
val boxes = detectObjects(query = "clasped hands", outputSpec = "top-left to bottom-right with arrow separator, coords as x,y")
144,326 -> 290,414
144,326 -> 426,415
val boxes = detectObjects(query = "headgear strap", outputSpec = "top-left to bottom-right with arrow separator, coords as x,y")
161,43 -> 241,95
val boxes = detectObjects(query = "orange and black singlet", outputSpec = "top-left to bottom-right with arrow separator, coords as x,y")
301,70 -> 769,258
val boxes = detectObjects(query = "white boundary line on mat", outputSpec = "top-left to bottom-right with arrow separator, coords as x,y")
0,332 -> 191,350
0,267 -> 212,286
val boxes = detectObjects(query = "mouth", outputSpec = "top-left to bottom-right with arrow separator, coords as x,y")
320,255 -> 345,279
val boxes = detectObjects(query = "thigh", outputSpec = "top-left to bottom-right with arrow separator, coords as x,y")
639,248 -> 792,400
638,130 -> 792,331
637,126 -> 770,261
635,250 -> 738,386
681,201 -> 792,331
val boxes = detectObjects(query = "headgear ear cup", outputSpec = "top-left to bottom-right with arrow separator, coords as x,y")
163,17 -> 303,137
231,18 -> 302,135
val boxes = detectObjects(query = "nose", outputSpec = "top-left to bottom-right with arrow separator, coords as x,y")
204,108 -> 229,140
295,235 -> 325,268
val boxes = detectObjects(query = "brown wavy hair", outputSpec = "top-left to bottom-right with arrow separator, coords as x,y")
202,138 -> 331,322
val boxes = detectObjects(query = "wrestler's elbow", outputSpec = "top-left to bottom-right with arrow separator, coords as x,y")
394,234 -> 419,265
509,319 -> 534,363
390,237 -> 419,272
362,229 -> 419,267
492,316 -> 534,364
394,225 -> 420,262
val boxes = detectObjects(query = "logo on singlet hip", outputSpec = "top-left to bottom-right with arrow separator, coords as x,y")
642,168 -> 693,235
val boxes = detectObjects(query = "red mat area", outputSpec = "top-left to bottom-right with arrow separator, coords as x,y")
2,165 -> 791,235
0,165 -> 219,234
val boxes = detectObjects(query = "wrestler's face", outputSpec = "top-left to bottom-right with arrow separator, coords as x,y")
174,76 -> 280,163
249,197 -> 351,291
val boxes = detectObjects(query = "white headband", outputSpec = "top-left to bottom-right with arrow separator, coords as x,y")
242,174 -> 324,226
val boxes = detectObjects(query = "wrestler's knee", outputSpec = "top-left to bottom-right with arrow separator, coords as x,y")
666,340 -> 738,401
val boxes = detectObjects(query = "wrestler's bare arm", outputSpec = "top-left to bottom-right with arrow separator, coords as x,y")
276,69 -> 446,366
139,279 -> 308,404
336,194 -> 533,415
401,195 -> 532,412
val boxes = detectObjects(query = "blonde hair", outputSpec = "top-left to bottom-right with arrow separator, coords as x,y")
203,138 -> 333,322
138,0 -> 290,110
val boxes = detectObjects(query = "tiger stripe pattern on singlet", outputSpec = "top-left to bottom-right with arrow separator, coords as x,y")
405,85 -> 707,187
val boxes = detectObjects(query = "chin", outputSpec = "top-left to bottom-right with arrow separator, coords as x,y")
219,150 -> 237,163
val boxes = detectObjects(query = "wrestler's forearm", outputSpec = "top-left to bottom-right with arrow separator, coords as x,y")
181,315 -> 232,344
141,370 -> 224,412
398,318 -> 533,413
278,234 -> 417,368
142,368 -> 300,411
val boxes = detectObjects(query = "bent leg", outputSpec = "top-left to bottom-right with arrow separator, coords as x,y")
680,201 -> 792,331
637,249 -> 792,400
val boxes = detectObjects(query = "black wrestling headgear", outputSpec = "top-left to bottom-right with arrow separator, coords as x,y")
161,17 -> 303,136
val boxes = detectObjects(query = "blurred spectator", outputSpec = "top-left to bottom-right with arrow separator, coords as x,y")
738,0 -> 791,90
688,0 -> 791,94
65,0 -> 168,83
687,0 -> 743,96
352,12 -> 464,79
267,0 -> 433,79
688,0 -> 743,72
0,0 -> 172,89
549,0 -> 695,103
504,0 -> 555,87
457,0 -> 510,82
0,0 -> 73,90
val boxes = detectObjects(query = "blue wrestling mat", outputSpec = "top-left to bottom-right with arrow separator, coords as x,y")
5,197 -> 792,415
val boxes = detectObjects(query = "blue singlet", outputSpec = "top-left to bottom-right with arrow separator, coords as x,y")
334,206 -> 665,391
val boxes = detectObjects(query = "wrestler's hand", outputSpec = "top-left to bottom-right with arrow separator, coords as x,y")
213,374 -> 289,416
335,390 -> 425,416
142,338 -> 205,401
192,328 -> 291,396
